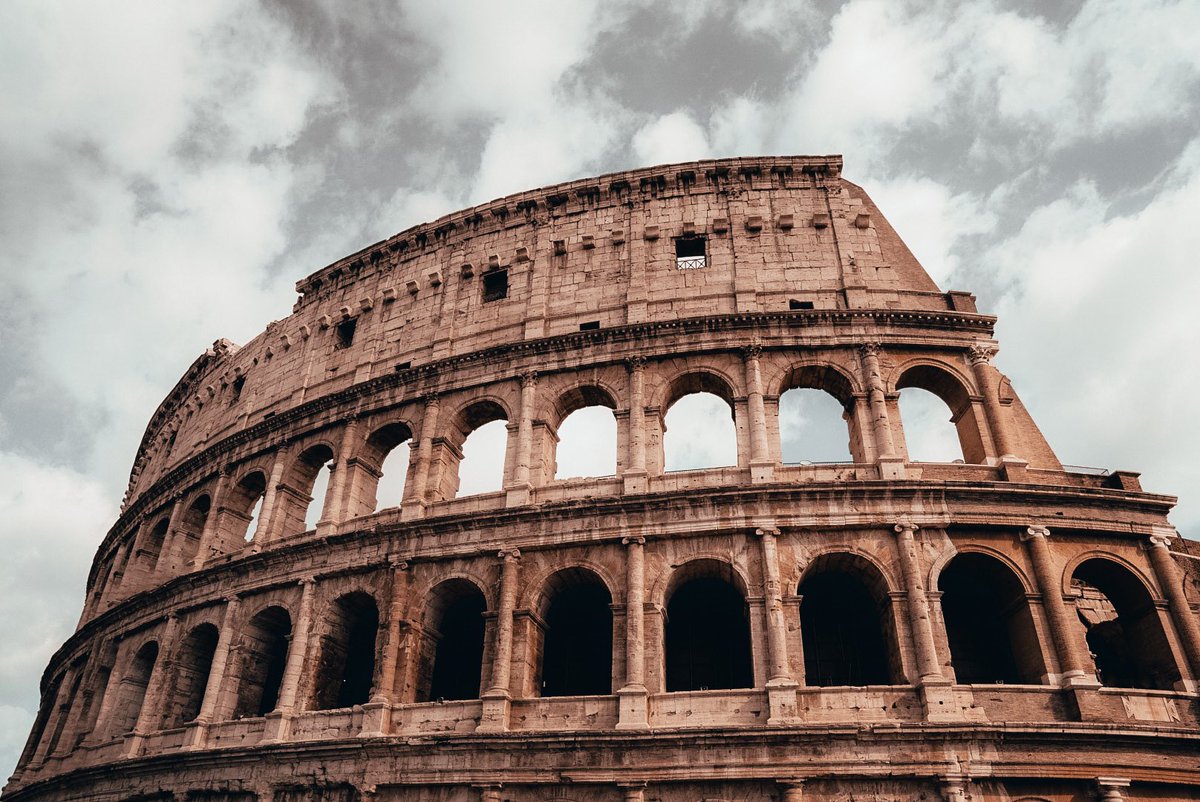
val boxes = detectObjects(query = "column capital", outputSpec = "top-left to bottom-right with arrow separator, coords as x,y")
298,576 -> 317,588
741,342 -> 764,359
520,371 -> 538,388
498,547 -> 521,562
1096,777 -> 1131,802
1022,525 -> 1051,542
755,526 -> 781,538
622,535 -> 646,546
422,392 -> 440,408
968,342 -> 998,365
894,521 -> 919,536
389,557 -> 411,571
625,355 -> 647,372
1147,526 -> 1177,549
859,342 -> 883,358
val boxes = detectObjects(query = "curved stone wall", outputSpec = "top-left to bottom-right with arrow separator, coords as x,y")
7,157 -> 1200,802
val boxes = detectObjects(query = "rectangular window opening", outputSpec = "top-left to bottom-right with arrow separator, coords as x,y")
579,320 -> 600,331
482,269 -> 509,302
789,299 -> 815,310
674,236 -> 707,270
335,318 -> 358,348
231,376 -> 245,402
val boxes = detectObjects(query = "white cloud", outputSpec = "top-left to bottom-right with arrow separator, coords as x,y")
632,111 -> 712,166
663,393 -> 738,471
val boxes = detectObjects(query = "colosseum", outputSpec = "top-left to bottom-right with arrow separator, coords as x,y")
6,155 -> 1200,802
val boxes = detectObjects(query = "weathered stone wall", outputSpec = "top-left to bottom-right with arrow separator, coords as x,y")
7,157 -> 1200,802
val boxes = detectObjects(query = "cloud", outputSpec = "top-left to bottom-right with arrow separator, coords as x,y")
632,111 -> 712,166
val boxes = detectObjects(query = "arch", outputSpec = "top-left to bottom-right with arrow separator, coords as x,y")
160,623 -> 219,728
663,559 -> 753,692
233,606 -> 292,718
361,421 -> 414,513
895,362 -> 985,463
778,388 -> 855,464
417,578 -> 488,702
139,517 -> 171,573
309,591 -> 380,710
661,371 -> 738,472
551,383 -> 619,428
225,469 -> 267,545
174,494 -> 211,567
282,443 -> 337,535
18,673 -> 63,769
1070,557 -> 1180,690
107,640 -> 158,736
449,399 -> 510,498
775,362 -> 858,406
532,567 -> 613,697
938,553 -> 1045,684
797,552 -> 904,686
554,403 -> 618,480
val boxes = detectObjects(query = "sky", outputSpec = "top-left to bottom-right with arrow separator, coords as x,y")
2,0 -> 1199,778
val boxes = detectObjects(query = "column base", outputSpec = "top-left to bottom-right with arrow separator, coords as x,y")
877,457 -> 907,480
505,485 -> 532,507
917,677 -> 974,722
765,678 -> 798,725
358,701 -> 392,737
1000,456 -> 1029,482
750,460 -> 776,483
615,684 -> 649,729
622,472 -> 649,495
477,689 -> 512,732
400,503 -> 426,522
120,731 -> 146,758
181,720 -> 210,750
260,710 -> 293,743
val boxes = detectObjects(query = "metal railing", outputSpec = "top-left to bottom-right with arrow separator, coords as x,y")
675,256 -> 707,270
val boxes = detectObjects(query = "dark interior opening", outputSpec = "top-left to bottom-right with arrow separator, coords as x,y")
482,269 -> 508,302
426,590 -> 486,701
789,299 -> 815,310
231,375 -> 245,401
335,317 -> 357,349
799,572 -> 892,686
578,320 -> 600,331
234,607 -> 291,718
311,592 -> 380,710
541,582 -> 612,696
665,576 -> 752,691
163,623 -> 219,728
674,236 -> 706,258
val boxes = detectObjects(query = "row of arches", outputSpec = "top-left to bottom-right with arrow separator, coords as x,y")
98,355 -> 1010,607
65,550 -> 1185,760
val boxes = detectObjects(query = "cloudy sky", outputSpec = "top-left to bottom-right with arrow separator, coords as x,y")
3,0 -> 1199,776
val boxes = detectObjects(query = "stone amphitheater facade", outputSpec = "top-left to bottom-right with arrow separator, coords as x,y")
7,156 -> 1200,802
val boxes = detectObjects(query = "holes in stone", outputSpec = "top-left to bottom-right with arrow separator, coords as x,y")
579,320 -> 600,331
311,592 -> 379,710
789,299 -> 814,310
482,269 -> 508,302
674,236 -> 707,270
665,575 -> 752,692
335,318 -> 357,349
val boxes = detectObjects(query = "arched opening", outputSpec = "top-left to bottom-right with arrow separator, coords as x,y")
938,553 -> 1045,684
663,373 -> 737,471
281,444 -> 336,534
17,675 -> 62,768
174,494 -> 210,567
233,606 -> 292,718
1072,558 -> 1180,690
452,401 -> 509,498
896,365 -> 984,463
140,517 -> 170,573
108,641 -> 158,736
552,386 -> 618,480
161,623 -> 219,728
43,666 -> 84,757
536,568 -> 613,696
418,579 -> 487,702
779,365 -> 858,464
223,470 -> 266,546
798,554 -> 903,686
363,422 -> 413,513
664,560 -> 752,691
310,592 -> 380,710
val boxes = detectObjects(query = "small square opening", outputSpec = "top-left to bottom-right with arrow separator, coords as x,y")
335,318 -> 357,348
483,269 -> 508,302
789,299 -> 815,310
674,236 -> 707,270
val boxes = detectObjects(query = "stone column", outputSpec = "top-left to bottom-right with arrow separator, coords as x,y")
893,523 -> 943,682
255,444 -> 293,546
778,780 -> 804,802
507,372 -> 537,506
263,577 -> 316,743
939,776 -> 968,802
617,536 -> 648,729
619,782 -> 647,802
480,548 -> 520,732
1095,778 -> 1131,801
403,393 -> 440,519
477,786 -> 501,802
183,596 -> 240,750
757,526 -> 798,723
1146,529 -> 1200,687
623,357 -> 649,494
859,343 -> 904,478
155,494 -> 186,573
968,343 -> 1028,480
125,614 -> 180,756
193,469 -> 230,569
318,417 -> 360,534
1021,526 -> 1092,685
743,345 -> 775,482
361,559 -> 410,736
